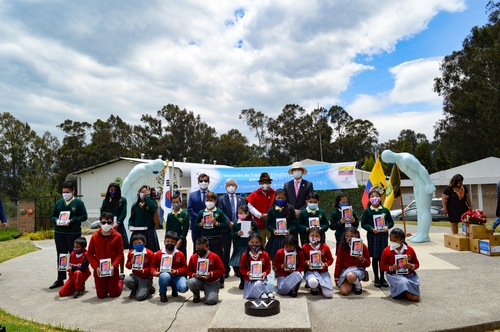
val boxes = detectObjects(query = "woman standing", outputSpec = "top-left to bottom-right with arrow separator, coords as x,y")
128,185 -> 160,252
442,174 -> 472,234
101,183 -> 128,276
49,183 -> 88,289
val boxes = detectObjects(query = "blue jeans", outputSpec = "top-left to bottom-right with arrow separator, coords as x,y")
492,217 -> 500,230
158,272 -> 188,295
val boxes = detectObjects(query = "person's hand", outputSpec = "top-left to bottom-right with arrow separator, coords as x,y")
261,214 -> 267,222
113,223 -> 119,230
404,263 -> 413,269
305,260 -> 311,267
154,271 -> 161,277
392,264 -> 400,271
373,229 -> 379,234
340,218 -> 346,225
170,269 -> 177,275
322,262 -> 326,269
229,222 -> 234,229
247,230 -> 252,235
136,268 -> 144,274
443,208 -> 448,216
285,230 -> 290,235
97,267 -> 102,278
261,272 -> 267,280
176,240 -> 182,248
295,209 -> 301,218
2,222 -> 7,228
66,266 -> 72,272
200,219 -> 206,227
356,255 -> 364,262
383,226 -> 388,232
274,230 -> 279,236
238,230 -> 243,236
110,266 -> 115,276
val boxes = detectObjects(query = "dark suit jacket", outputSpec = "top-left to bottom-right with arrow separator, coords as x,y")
217,194 -> 246,233
187,189 -> 210,230
284,179 -> 314,210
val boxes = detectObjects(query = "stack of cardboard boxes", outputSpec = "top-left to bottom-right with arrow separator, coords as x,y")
444,224 -> 499,256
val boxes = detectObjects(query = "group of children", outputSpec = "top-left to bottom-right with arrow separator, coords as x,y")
57,186 -> 421,304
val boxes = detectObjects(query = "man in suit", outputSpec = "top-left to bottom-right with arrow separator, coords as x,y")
187,173 -> 210,253
217,178 -> 246,278
284,162 -> 314,218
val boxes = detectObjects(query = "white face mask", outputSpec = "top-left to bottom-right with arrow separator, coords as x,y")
139,193 -> 145,200
389,241 -> 402,250
260,184 -> 270,191
62,193 -> 73,201
226,186 -> 236,194
292,170 -> 303,179
101,224 -> 113,232
205,201 -> 215,209
199,182 -> 209,190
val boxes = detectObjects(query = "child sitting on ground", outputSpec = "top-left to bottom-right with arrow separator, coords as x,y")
240,233 -> 273,299
302,227 -> 334,298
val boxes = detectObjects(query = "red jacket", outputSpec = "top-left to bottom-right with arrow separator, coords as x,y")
273,248 -> 305,277
240,250 -> 271,281
302,242 -> 334,273
152,249 -> 187,276
187,251 -> 224,283
246,189 -> 276,228
380,245 -> 419,276
68,250 -> 91,279
126,248 -> 155,279
87,229 -> 124,273
334,244 -> 371,280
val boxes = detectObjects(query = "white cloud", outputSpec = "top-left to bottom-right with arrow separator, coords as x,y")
0,0 -> 465,143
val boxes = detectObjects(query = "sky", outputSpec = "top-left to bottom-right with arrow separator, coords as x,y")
0,0 -> 490,148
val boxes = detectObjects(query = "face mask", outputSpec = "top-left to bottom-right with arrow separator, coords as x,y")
205,201 -> 215,209
101,223 -> 113,232
238,213 -> 247,220
344,236 -> 352,244
226,186 -> 236,194
308,203 -> 318,210
309,237 -> 320,244
389,241 -> 402,250
284,248 -> 295,253
260,184 -> 270,191
62,193 -> 73,201
74,247 -> 82,253
199,182 -> 209,190
276,199 -> 286,207
172,203 -> 181,210
292,170 -> 302,179
370,197 -> 381,205
139,193 -> 145,200
339,202 -> 349,207
249,244 -> 260,252
109,191 -> 116,197
133,243 -> 145,252
165,244 -> 175,251
197,249 -> 207,257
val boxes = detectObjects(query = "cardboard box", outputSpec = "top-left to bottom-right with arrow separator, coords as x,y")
469,224 -> 489,239
444,234 -> 470,251
469,238 -> 480,253
479,238 -> 500,256
461,223 -> 469,236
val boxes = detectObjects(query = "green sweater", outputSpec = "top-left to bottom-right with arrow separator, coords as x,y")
195,208 -> 228,237
128,195 -> 157,229
297,208 -> 329,234
329,208 -> 360,242
166,209 -> 190,241
100,197 -> 127,225
231,219 -> 259,246
265,204 -> 297,235
50,198 -> 88,235
361,206 -> 394,233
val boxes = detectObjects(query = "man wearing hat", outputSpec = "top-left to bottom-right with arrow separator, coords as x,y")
246,172 -> 276,247
284,162 -> 314,218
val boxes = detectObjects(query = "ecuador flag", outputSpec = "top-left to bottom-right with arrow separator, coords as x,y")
383,164 -> 401,210
361,157 -> 387,209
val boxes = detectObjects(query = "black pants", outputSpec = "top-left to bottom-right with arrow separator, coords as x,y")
55,232 -> 81,281
207,237 -> 225,284
222,231 -> 232,274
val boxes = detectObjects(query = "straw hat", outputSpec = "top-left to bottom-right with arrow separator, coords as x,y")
288,161 -> 308,175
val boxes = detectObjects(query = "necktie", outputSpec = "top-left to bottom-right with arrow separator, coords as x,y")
230,195 -> 236,221
201,191 -> 206,203
295,180 -> 300,196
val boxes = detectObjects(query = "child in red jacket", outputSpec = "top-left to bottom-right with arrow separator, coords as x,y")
240,233 -> 273,299
302,227 -> 334,298
124,233 -> 155,301
187,236 -> 225,305
152,231 -> 188,302
380,228 -> 420,301
334,227 -> 371,296
59,237 -> 91,298
273,234 -> 304,297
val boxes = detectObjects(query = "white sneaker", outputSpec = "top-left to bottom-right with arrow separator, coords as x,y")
267,292 -> 275,299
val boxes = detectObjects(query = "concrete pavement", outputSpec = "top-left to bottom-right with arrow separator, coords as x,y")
0,225 -> 499,332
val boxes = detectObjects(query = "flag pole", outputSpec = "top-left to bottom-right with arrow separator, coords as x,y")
171,159 -> 175,197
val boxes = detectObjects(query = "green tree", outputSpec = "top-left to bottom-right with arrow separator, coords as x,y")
363,155 -> 375,172
213,129 -> 251,166
239,108 -> 269,151
435,143 -> 452,171
414,141 -> 435,173
433,6 -> 500,165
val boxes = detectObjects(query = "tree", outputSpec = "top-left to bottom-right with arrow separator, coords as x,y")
433,6 -> 500,166
332,119 -> 379,162
414,141 -> 435,173
239,108 -> 269,151
213,129 -> 251,166
435,143 -> 452,171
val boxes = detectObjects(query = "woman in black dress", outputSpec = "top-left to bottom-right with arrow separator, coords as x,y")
442,174 -> 472,234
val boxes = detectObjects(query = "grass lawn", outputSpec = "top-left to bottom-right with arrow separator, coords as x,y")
0,228 -> 19,242
0,308 -> 80,332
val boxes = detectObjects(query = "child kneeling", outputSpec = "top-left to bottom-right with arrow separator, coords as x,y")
273,234 -> 304,297
59,237 -> 91,298
124,233 -> 155,301
240,233 -> 274,299
153,231 -> 188,302
302,227 -> 334,298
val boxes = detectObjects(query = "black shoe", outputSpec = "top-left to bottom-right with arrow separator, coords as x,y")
73,290 -> 83,298
193,296 -> 200,303
171,289 -> 178,297
150,286 -> 156,294
239,280 -> 244,290
374,280 -> 381,288
219,283 -> 225,289
49,280 -> 64,289
290,290 -> 297,298
224,272 -> 230,278
160,293 -> 168,302
305,284 -> 310,288
381,279 -> 389,287
129,289 -> 137,299
354,287 -> 362,295
311,289 -> 319,295
119,274 -> 125,280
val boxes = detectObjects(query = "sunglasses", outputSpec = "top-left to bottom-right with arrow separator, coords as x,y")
199,180 -> 209,184
101,221 -> 113,225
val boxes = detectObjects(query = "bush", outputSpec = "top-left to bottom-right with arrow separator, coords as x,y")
0,228 -> 19,242
21,229 -> 54,241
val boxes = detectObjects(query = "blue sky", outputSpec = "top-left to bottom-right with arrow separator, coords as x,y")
0,0 -> 492,150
